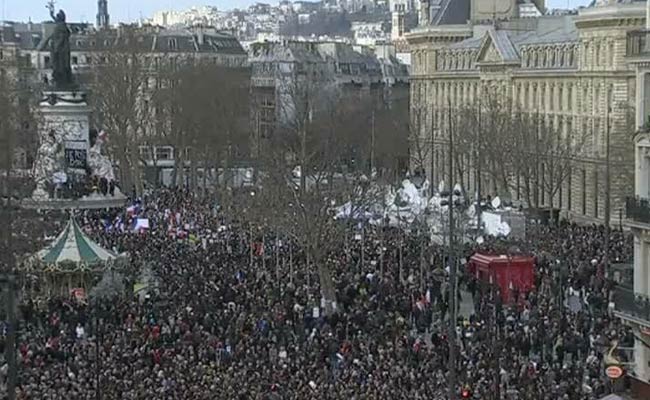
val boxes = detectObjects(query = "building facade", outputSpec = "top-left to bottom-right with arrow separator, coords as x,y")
249,40 -> 408,157
22,26 -> 247,87
407,0 -> 642,222
614,1 -> 650,397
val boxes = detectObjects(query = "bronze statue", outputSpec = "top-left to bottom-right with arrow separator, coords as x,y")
47,1 -> 73,88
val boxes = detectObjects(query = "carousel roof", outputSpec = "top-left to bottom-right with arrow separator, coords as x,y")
37,217 -> 117,265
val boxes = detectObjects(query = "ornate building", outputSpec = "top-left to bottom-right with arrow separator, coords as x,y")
613,1 -> 650,396
407,0 -> 645,222
97,0 -> 110,30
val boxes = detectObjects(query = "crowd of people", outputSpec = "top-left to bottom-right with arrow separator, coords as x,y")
2,188 -> 635,399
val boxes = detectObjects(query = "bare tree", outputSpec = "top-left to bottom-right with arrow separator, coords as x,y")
90,30 -> 155,196
408,104 -> 431,180
538,119 -> 587,212
0,51 -> 35,400
155,62 -> 250,193
257,69 -> 387,314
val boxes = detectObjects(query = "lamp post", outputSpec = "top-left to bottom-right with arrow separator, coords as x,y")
447,98 -> 457,400
93,302 -> 105,400
604,103 -> 611,279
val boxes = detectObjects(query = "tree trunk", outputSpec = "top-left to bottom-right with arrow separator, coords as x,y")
300,127 -> 307,195
117,149 -> 133,196
130,141 -> 143,196
176,149 -> 185,188
189,147 -> 198,192
317,260 -> 337,316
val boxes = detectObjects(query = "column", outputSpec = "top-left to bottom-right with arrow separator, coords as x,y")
635,337 -> 650,383
643,239 -> 650,299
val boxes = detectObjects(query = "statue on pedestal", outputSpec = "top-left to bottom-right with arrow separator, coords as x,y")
47,1 -> 73,89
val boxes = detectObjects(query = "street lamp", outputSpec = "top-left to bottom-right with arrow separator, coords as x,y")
91,300 -> 108,400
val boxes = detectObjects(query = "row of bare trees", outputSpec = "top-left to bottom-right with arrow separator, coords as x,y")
86,30 -> 412,313
89,30 -> 250,197
411,96 -> 588,210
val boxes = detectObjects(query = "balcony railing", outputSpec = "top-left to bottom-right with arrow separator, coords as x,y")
626,196 -> 650,225
613,287 -> 650,325
627,30 -> 650,58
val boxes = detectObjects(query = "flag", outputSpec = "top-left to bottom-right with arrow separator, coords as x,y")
134,283 -> 148,294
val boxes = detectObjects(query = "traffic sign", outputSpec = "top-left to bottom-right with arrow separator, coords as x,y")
605,365 -> 624,379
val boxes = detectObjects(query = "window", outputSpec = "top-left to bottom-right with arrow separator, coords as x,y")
139,147 -> 153,161
593,170 -> 599,218
581,169 -> 586,215
168,38 -> 177,50
0,49 -> 3,60
539,163 -> 540,205
72,56 -> 78,65
155,146 -> 173,160
567,168 -> 572,211
44,55 -> 50,67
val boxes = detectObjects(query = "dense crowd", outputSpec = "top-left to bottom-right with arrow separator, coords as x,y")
2,189 -> 635,399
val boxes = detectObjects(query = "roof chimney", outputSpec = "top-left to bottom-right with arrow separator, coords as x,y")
197,26 -> 204,45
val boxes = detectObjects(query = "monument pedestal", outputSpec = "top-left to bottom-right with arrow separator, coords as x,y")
25,90 -> 126,209
40,91 -> 91,167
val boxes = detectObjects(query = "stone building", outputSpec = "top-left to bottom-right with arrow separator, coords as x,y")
249,40 -> 408,157
20,26 -> 247,88
613,1 -> 650,396
407,0 -> 645,223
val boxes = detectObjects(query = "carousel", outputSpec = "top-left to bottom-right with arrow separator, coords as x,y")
23,217 -> 123,296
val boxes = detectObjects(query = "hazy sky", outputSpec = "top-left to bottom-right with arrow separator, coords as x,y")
2,0 -> 593,24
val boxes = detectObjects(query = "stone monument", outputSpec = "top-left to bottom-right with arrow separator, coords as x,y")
26,2 -> 124,209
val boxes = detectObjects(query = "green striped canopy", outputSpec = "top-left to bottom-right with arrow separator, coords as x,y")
38,218 -> 117,266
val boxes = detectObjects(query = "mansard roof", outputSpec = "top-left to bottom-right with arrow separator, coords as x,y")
448,15 -> 579,54
36,26 -> 245,55
431,0 -> 472,25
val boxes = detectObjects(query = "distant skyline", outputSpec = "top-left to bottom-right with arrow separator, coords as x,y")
3,0 -> 592,24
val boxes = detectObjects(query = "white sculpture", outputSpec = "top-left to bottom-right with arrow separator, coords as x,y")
88,130 -> 115,182
31,130 -> 64,199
